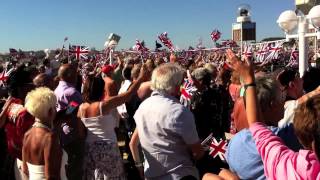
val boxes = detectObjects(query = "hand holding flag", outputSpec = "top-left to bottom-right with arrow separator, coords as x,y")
201,133 -> 228,161
158,32 -> 175,51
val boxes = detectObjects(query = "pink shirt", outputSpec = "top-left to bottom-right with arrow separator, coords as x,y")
250,122 -> 320,180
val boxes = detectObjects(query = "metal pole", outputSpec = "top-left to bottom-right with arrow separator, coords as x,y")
240,22 -> 243,58
298,16 -> 308,77
312,35 -> 318,67
109,49 -> 113,65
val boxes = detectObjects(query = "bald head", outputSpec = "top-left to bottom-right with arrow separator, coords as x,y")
58,64 -> 77,83
33,73 -> 54,90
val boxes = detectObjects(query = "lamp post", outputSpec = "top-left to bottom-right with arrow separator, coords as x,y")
277,5 -> 320,77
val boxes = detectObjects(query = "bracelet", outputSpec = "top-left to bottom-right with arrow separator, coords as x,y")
135,162 -> 143,167
244,82 -> 256,92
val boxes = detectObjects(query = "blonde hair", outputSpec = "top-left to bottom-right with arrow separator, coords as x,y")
25,87 -> 57,120
151,63 -> 185,94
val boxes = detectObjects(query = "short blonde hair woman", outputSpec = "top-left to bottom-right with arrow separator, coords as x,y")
23,87 -> 67,180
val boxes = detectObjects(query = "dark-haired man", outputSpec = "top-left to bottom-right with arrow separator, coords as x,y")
277,68 -> 303,128
54,64 -> 82,112
54,64 -> 83,179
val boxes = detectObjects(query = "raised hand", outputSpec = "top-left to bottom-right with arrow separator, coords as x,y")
170,53 -> 177,63
138,64 -> 150,82
225,49 -> 254,84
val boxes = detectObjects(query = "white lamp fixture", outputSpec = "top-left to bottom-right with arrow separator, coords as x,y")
277,10 -> 298,33
308,5 -> 320,39
308,5 -> 320,27
277,5 -> 320,77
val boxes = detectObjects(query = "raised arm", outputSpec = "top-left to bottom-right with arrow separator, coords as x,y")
225,49 -> 304,179
100,65 -> 149,115
225,49 -> 259,125
0,97 -> 13,128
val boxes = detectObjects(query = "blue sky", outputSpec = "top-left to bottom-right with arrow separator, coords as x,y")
0,0 -> 295,53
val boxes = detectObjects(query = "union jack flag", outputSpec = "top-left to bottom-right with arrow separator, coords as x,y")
287,46 -> 299,67
158,32 -> 174,51
0,67 -> 14,87
211,29 -> 221,42
260,41 -> 284,66
242,43 -> 253,58
180,77 -> 197,108
201,133 -> 228,161
134,40 -> 149,53
256,43 -> 270,63
69,45 -> 89,60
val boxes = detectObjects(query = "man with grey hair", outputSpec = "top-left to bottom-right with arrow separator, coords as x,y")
226,76 -> 302,180
134,63 -> 204,180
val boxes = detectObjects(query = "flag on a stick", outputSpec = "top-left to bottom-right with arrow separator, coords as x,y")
211,29 -> 221,42
69,45 -> 89,60
201,133 -> 228,161
158,32 -> 174,51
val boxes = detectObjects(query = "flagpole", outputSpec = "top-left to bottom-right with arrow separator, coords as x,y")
109,49 -> 113,65
68,44 -> 70,63
240,22 -> 243,59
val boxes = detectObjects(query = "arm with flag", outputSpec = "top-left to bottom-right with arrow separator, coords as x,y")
158,32 -> 175,51
134,39 -> 149,62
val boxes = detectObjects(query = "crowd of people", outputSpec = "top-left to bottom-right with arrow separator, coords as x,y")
0,47 -> 319,180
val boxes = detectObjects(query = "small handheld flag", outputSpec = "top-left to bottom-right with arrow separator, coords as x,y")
69,45 -> 90,60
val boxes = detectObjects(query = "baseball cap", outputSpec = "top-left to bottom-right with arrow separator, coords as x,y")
101,65 -> 114,74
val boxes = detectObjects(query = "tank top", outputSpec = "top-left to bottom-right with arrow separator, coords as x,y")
26,150 -> 68,180
80,102 -> 118,143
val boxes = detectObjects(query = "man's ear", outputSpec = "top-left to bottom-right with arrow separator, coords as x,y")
288,81 -> 295,89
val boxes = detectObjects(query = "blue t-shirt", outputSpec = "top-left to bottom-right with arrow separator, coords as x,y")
226,124 -> 302,180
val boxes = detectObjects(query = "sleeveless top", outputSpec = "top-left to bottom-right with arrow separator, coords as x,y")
26,150 -> 68,180
80,102 -> 118,143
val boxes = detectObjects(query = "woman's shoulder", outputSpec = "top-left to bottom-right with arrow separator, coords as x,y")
42,131 -> 60,145
79,102 -> 101,118
79,102 -> 90,110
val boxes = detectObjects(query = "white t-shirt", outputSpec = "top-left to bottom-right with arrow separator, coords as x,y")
278,100 -> 298,128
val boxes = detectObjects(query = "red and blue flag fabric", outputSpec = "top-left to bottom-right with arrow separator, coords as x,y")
287,45 -> 299,67
211,29 -> 221,42
69,45 -> 89,60
158,32 -> 174,51
201,133 -> 228,161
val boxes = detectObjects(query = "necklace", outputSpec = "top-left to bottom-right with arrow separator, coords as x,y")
32,121 -> 52,131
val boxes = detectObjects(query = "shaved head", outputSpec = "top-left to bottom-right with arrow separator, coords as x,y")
33,73 -> 54,90
58,64 -> 77,83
